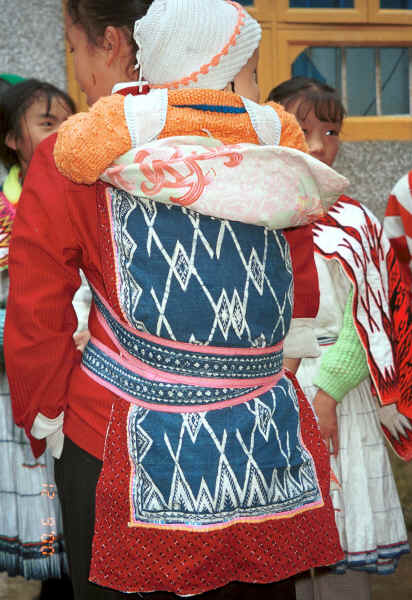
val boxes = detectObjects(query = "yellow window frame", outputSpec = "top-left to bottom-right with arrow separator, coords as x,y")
65,0 -> 412,141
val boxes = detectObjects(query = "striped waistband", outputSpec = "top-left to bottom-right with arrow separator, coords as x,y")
92,291 -> 284,380
81,291 -> 285,411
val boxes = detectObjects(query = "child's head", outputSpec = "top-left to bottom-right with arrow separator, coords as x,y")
0,79 -> 75,177
267,77 -> 345,167
65,0 -> 261,105
134,0 -> 261,99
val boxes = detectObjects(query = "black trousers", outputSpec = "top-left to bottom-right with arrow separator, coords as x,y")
54,437 -> 296,600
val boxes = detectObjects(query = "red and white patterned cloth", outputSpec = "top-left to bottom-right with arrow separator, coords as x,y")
384,170 -> 412,289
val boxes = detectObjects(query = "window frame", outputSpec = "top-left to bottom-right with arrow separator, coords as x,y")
275,24 -> 412,140
368,0 -> 412,24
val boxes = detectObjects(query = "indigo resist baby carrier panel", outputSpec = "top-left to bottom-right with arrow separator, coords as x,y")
109,190 -> 293,348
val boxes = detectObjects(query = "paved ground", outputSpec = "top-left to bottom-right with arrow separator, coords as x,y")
370,531 -> 412,598
1,535 -> 412,600
0,572 -> 40,600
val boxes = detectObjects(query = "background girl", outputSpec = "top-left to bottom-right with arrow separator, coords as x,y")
0,77 -> 84,599
268,76 -> 412,600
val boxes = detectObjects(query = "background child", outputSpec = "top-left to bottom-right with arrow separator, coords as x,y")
0,76 -> 85,599
268,76 -> 412,600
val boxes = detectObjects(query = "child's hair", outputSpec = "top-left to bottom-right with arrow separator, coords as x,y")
65,0 -> 152,59
267,77 -> 346,125
0,79 -> 11,97
0,79 -> 76,170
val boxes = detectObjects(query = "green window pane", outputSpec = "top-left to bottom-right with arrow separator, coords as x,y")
237,0 -> 254,5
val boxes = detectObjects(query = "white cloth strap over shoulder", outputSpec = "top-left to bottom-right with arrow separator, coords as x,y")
241,97 -> 282,146
123,88 -> 168,148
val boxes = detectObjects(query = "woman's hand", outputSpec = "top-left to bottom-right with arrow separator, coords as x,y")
313,389 -> 339,457
73,329 -> 90,353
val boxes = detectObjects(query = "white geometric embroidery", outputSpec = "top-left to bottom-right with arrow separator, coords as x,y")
249,248 -> 264,295
128,383 -> 321,526
134,426 -> 152,461
216,290 -> 231,339
255,398 -> 272,441
110,192 -> 293,346
172,242 -> 192,291
231,290 -> 245,338
183,412 -> 206,444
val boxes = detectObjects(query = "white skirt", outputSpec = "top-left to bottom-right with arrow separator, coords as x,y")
298,357 -> 410,574
0,370 -> 68,579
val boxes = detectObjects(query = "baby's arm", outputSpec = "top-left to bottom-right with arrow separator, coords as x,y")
266,101 -> 309,154
54,94 -> 131,184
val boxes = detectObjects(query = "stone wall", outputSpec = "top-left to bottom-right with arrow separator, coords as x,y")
335,141 -> 412,222
0,0 -> 66,90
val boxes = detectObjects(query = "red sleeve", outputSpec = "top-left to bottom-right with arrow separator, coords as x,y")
384,175 -> 412,290
283,225 -> 319,319
5,135 -> 82,456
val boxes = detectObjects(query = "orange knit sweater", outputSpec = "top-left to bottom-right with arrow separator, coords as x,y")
54,88 -> 308,185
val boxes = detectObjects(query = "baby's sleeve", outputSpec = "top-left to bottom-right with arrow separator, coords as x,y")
54,94 -> 132,184
265,101 -> 309,153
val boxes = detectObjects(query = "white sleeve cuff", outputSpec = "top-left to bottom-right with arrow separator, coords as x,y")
283,318 -> 320,359
31,412 -> 64,439
31,413 -> 65,459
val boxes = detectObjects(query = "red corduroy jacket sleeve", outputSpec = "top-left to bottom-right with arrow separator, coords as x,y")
4,136 -> 83,456
283,225 -> 320,359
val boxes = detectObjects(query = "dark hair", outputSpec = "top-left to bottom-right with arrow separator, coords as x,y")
0,79 -> 11,97
0,79 -> 76,170
267,76 -> 346,125
65,0 -> 152,58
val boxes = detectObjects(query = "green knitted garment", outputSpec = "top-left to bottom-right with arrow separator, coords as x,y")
313,288 -> 369,402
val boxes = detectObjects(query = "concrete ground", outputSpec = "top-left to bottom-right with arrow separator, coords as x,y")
0,572 -> 40,600
370,531 -> 412,598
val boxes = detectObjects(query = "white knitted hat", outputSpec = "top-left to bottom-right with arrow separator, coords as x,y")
133,0 -> 262,90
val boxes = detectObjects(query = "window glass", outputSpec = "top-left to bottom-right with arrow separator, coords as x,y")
380,0 -> 412,8
292,46 -> 410,115
289,0 -> 353,7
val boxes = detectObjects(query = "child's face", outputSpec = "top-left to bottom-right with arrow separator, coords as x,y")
7,96 -> 73,178
233,49 -> 260,103
287,99 -> 341,167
